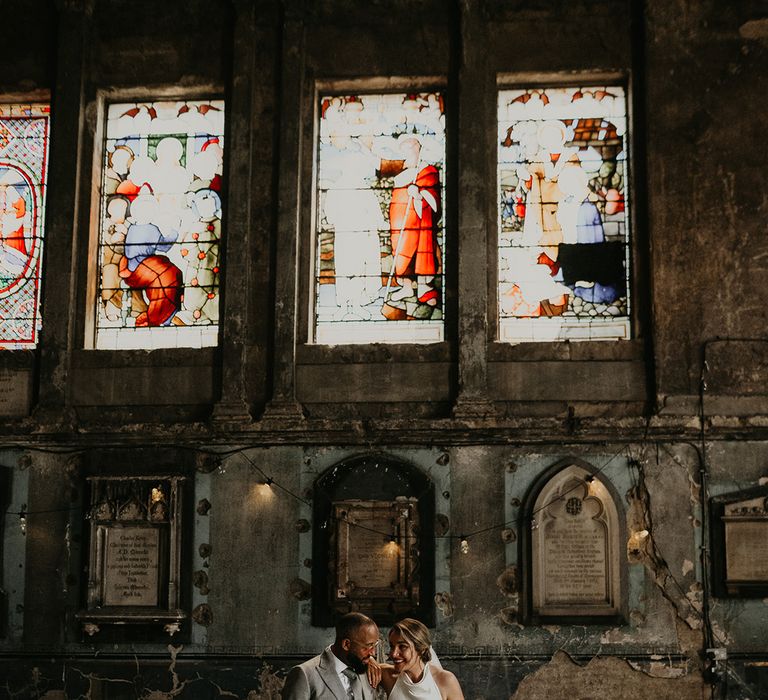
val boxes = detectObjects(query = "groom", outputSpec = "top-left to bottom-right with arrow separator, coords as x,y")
282,612 -> 380,699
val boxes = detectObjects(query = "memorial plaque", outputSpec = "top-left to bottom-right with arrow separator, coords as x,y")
336,505 -> 399,592
78,475 -> 187,635
104,527 -> 160,606
530,464 -> 621,620
543,510 -> 608,604
726,521 -> 768,581
332,499 -> 419,615
722,496 -> 768,587
0,369 -> 32,416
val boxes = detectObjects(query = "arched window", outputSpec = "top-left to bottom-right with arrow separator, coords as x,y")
312,454 -> 435,626
522,458 -> 625,624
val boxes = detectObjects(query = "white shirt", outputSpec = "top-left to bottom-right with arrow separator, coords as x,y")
329,645 -> 354,694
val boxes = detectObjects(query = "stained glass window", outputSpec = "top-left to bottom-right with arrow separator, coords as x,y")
315,92 -> 445,344
0,103 -> 49,349
498,86 -> 631,342
95,100 -> 225,350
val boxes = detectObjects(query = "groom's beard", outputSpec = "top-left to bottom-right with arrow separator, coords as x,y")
346,651 -> 368,673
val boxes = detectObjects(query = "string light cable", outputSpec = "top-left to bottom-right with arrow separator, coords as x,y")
4,442 -> 633,551
454,444 -> 629,553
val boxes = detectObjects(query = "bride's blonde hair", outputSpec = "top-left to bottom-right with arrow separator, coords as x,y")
390,618 -> 432,662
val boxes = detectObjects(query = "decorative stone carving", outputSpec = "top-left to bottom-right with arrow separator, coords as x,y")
77,475 -> 187,635
192,603 -> 213,627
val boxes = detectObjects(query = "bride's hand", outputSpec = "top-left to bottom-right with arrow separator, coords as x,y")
367,657 -> 382,688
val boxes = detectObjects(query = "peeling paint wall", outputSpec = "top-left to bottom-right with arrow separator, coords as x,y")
3,443 -> 768,696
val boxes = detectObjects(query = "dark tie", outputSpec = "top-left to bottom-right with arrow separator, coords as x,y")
342,667 -> 363,700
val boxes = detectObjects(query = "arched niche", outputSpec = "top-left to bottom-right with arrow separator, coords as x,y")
521,458 -> 626,624
312,454 -> 434,627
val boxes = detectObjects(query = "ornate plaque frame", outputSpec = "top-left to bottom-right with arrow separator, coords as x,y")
312,453 -> 435,627
711,486 -> 768,598
77,475 -> 187,636
331,499 -> 420,619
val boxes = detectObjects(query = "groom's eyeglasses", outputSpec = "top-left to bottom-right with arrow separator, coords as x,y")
348,639 -> 380,651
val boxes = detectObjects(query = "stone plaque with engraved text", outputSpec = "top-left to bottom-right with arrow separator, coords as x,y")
543,515 -> 608,604
104,527 -> 160,606
724,496 -> 768,584
331,499 -> 419,618
0,369 -> 31,416
530,463 -> 621,620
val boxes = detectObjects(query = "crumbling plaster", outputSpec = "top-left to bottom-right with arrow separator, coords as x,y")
2,443 -> 767,695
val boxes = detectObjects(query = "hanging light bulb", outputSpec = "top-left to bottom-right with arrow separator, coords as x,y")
253,476 -> 275,499
19,504 -> 27,536
459,536 -> 469,555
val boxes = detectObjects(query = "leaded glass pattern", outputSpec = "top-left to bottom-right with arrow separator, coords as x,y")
498,86 -> 631,342
0,103 -> 50,349
95,100 -> 225,350
315,92 -> 445,344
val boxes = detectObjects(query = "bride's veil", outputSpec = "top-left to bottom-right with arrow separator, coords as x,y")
428,645 -> 443,669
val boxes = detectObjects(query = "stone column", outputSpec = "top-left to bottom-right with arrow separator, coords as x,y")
450,447 -> 506,632
23,453 -> 81,646
261,4 -> 307,423
452,0 -> 494,419
34,0 -> 93,429
211,0 -> 263,427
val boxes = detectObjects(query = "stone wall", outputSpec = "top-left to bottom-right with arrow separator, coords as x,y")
0,1 -> 767,698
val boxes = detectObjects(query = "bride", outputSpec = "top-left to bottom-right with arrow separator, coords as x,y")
367,618 -> 464,700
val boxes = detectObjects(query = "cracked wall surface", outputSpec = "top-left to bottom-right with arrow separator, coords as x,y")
511,651 -> 704,700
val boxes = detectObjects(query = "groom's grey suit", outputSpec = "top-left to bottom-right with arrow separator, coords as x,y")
281,647 -> 374,700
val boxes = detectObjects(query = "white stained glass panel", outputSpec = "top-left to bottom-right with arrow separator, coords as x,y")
95,100 -> 225,349
498,86 -> 631,343
315,92 -> 446,345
